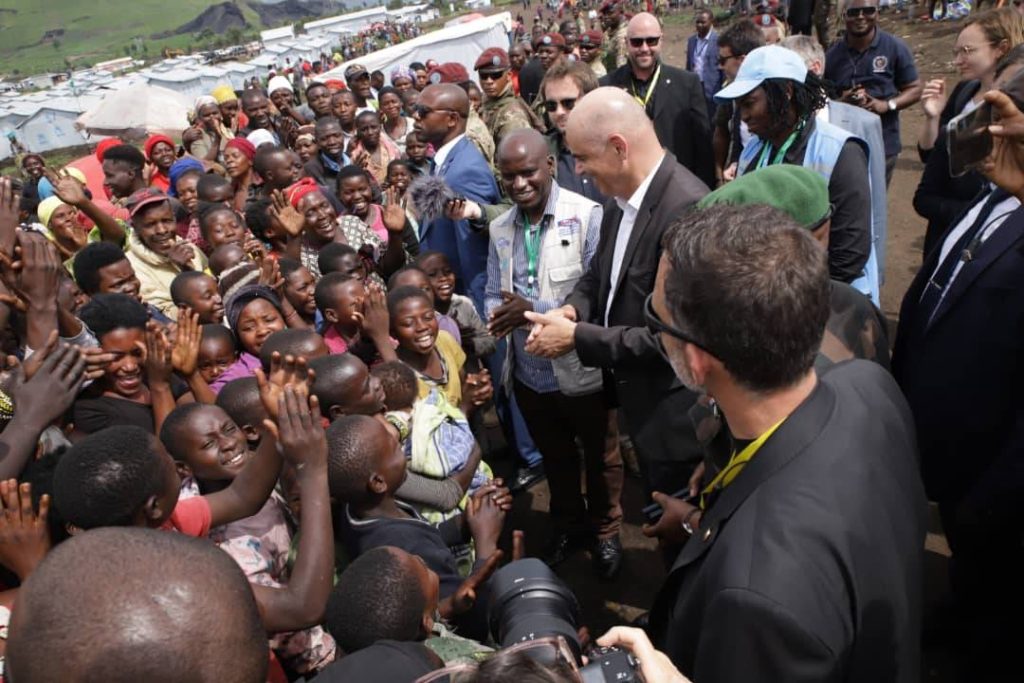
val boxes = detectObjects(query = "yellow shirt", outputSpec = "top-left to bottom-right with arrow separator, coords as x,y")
414,331 -> 466,409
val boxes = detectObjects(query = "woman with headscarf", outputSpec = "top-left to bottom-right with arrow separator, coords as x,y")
144,135 -> 177,192
185,96 -> 234,164
168,157 -> 207,249
212,85 -> 247,135
292,126 -> 318,164
285,178 -> 401,283
223,138 -> 258,213
37,196 -> 88,263
390,65 -> 416,94
209,284 -> 287,394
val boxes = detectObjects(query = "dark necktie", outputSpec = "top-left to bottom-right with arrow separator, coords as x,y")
919,187 -> 1011,326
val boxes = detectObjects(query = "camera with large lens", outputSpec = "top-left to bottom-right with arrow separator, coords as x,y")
487,559 -> 641,682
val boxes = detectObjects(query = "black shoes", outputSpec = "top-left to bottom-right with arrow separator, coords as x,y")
511,464 -> 546,493
543,532 -> 624,580
593,536 -> 624,580
543,531 -> 584,567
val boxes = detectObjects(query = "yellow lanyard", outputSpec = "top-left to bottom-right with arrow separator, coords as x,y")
631,63 -> 661,110
700,419 -> 784,510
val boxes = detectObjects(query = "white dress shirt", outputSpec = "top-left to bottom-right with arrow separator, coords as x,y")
605,155 -> 664,324
924,186 -> 1020,316
432,133 -> 466,171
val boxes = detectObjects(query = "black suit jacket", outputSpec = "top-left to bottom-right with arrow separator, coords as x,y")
893,200 -> 1024,521
601,63 -> 716,188
649,361 -> 927,682
563,154 -> 708,480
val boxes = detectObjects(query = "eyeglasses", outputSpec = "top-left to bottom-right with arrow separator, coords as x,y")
628,36 -> 661,48
951,44 -> 993,59
717,53 -> 738,66
410,103 -> 460,119
478,70 -> 507,81
413,636 -> 582,683
643,293 -> 710,352
543,97 -> 577,112
845,6 -> 878,17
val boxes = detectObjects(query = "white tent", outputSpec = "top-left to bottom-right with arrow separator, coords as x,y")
316,12 -> 513,87
76,84 -> 192,139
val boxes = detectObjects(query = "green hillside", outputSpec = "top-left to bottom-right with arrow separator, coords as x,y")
0,1 -> 264,77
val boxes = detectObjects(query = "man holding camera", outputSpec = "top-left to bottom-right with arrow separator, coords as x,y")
823,0 -> 922,186
645,204 -> 927,681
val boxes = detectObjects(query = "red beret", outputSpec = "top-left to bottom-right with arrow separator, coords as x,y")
474,47 -> 510,71
758,13 -> 779,27
427,62 -> 471,84
599,0 -> 623,12
579,30 -> 604,47
533,33 -> 567,50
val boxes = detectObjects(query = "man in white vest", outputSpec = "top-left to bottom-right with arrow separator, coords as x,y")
484,129 -> 625,579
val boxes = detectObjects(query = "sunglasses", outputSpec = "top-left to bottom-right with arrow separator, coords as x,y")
478,70 -> 507,81
629,36 -> 661,48
643,293 -> 710,353
543,97 -> 577,113
845,6 -> 878,17
717,53 -> 738,65
410,103 -> 459,119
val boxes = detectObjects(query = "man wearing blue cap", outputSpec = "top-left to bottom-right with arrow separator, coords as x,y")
714,44 -> 876,300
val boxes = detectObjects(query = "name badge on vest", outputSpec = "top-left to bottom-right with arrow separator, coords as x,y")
557,217 -> 581,246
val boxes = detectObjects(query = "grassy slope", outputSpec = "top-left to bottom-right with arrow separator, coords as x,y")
0,1 -> 264,76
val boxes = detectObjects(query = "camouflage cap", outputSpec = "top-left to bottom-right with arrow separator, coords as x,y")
474,47 -> 510,71
697,165 -> 830,231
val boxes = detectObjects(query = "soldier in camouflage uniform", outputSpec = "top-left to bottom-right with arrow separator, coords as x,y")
426,62 -> 496,166
599,0 -> 630,74
579,30 -> 607,79
475,47 -> 542,148
687,165 -> 889,489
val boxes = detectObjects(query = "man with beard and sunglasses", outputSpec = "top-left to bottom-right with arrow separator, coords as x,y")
601,13 -> 715,188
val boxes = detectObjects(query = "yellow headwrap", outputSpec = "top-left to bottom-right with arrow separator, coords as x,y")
211,84 -> 237,104
37,196 -> 67,229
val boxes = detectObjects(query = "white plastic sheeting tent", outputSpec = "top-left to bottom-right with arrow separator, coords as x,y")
76,84 -> 192,139
316,12 -> 512,87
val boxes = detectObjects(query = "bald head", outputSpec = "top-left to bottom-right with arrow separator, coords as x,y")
497,128 -> 550,165
496,129 -> 555,214
628,12 -> 662,35
416,84 -> 469,146
420,83 -> 470,117
567,86 -> 658,149
7,527 -> 267,683
565,87 -> 664,199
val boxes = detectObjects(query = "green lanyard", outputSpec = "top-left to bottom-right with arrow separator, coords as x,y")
756,119 -> 805,169
523,215 -> 549,297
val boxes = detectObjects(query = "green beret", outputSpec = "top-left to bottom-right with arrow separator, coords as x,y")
697,165 -> 830,230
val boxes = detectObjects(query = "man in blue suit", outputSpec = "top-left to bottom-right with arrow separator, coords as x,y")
685,9 -> 722,123
413,82 -> 545,491
413,83 -> 501,314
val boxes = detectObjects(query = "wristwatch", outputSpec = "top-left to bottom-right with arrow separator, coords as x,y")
887,99 -> 898,112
